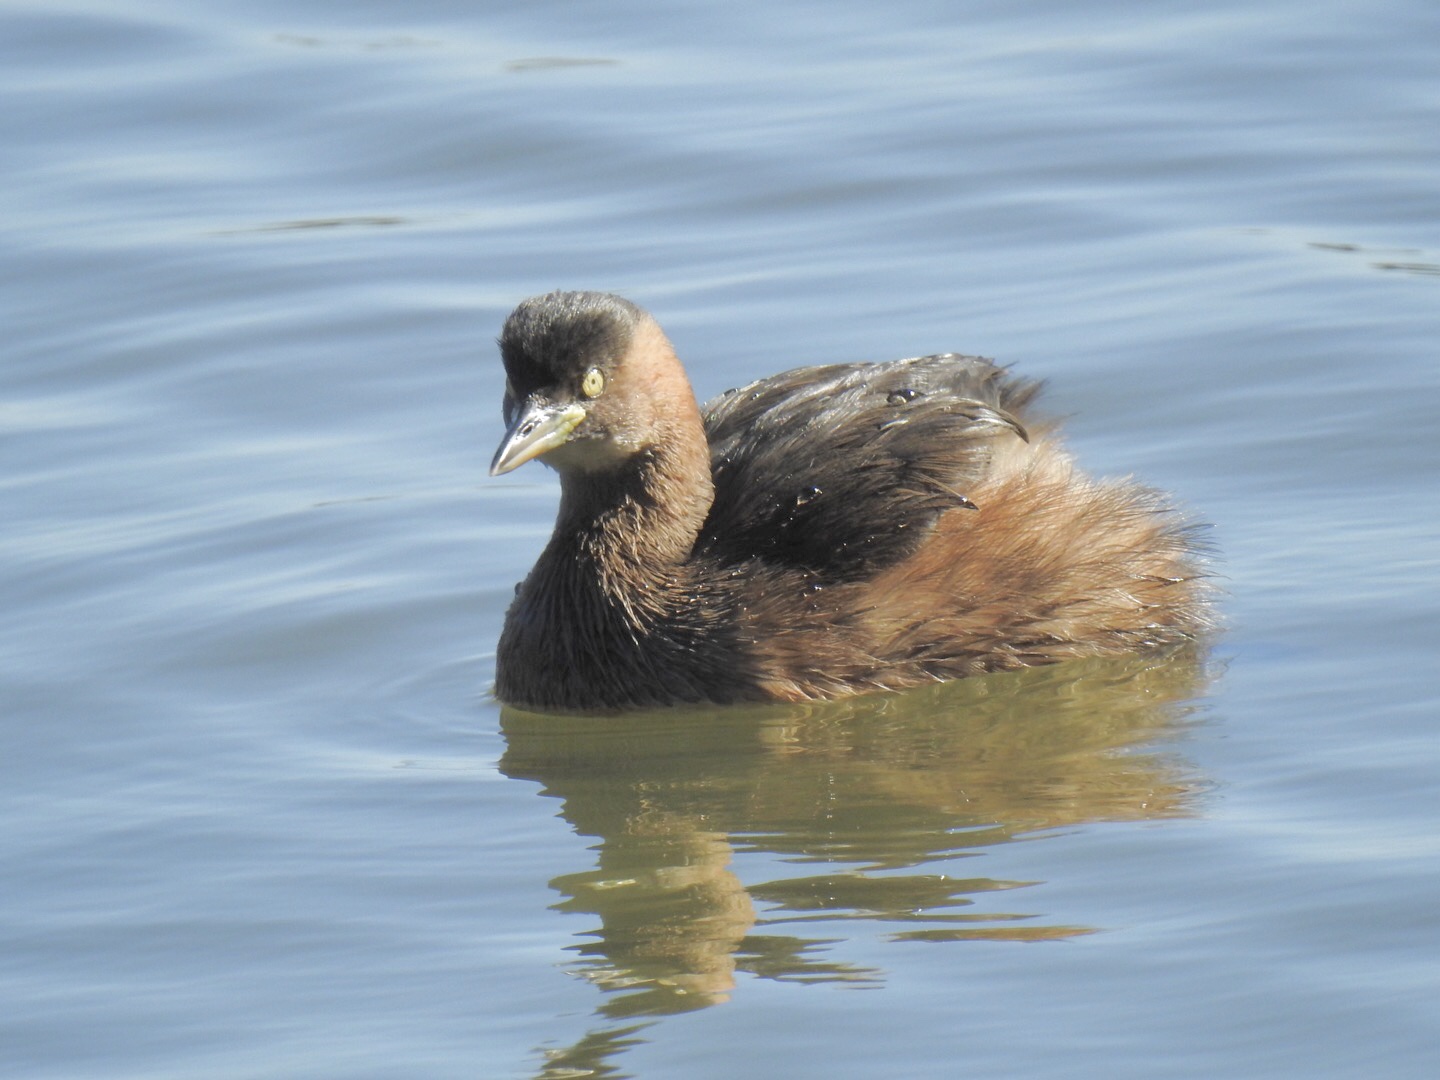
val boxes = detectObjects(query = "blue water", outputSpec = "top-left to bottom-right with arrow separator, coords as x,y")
4,1 -> 1439,1077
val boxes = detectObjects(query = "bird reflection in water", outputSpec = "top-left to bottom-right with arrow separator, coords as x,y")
499,645 -> 1215,1077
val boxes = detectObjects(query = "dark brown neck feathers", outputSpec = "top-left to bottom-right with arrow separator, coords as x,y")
555,436 -> 712,579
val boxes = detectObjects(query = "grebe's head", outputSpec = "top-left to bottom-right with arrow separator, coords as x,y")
490,291 -> 692,477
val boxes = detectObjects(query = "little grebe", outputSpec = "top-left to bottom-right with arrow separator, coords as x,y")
490,291 -> 1210,711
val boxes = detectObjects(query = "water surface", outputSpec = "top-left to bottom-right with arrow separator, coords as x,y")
4,1 -> 1439,1077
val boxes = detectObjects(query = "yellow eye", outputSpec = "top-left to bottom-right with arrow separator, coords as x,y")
581,367 -> 605,399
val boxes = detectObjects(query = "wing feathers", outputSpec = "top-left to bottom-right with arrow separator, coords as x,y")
699,355 -> 1039,579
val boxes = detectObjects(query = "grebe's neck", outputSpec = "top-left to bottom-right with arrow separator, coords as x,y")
552,316 -> 714,582
551,421 -> 714,589
497,418 -> 733,712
